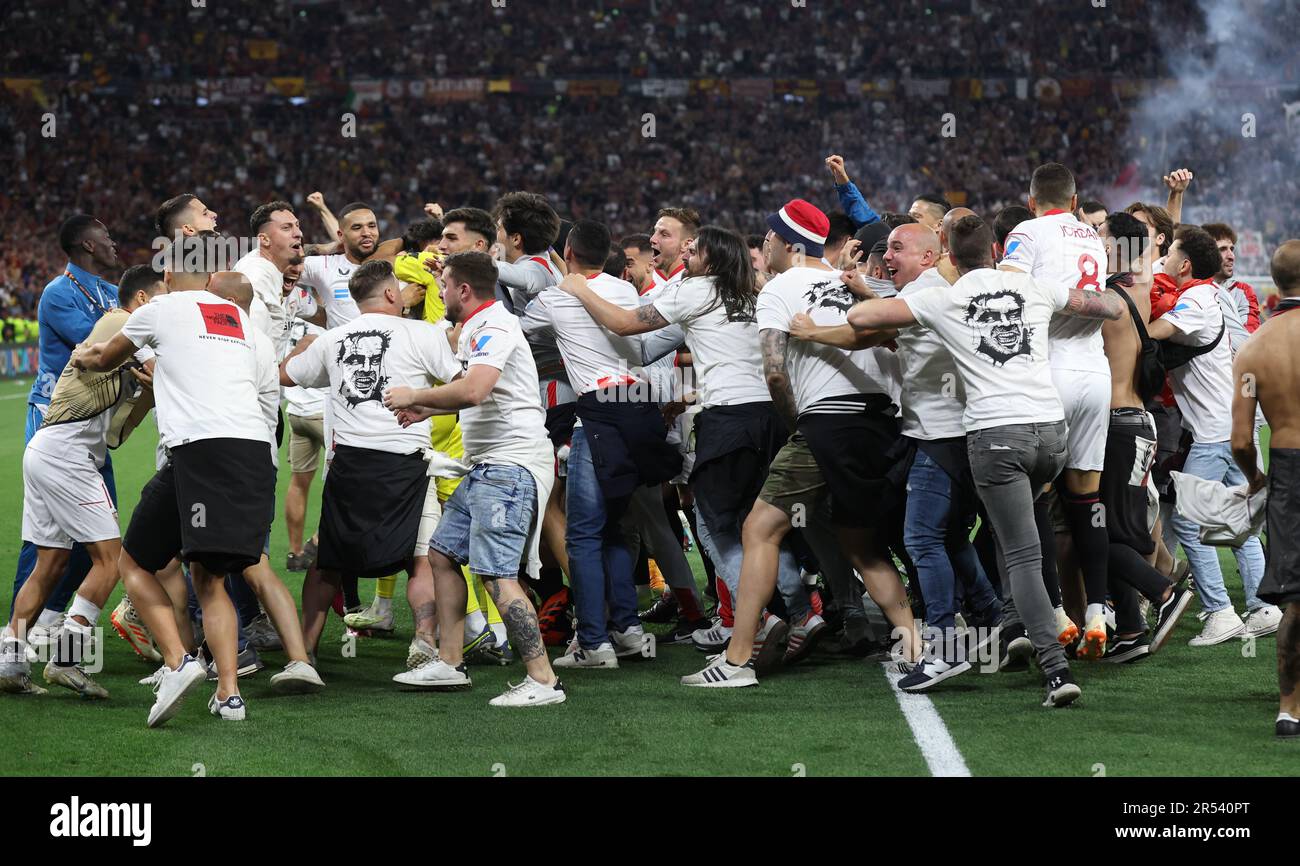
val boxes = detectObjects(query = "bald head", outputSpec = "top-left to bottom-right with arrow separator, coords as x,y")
209,271 -> 256,313
1272,240 -> 1300,297
940,207 -> 976,253
883,223 -> 941,288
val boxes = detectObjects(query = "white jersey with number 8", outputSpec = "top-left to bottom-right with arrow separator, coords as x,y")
1001,211 -> 1109,375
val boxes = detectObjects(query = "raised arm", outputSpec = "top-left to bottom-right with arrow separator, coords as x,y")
306,191 -> 339,239
1163,168 -> 1193,226
559,274 -> 666,336
1060,286 -> 1125,321
760,328 -> 798,433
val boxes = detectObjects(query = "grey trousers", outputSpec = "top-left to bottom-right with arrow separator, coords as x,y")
967,421 -> 1070,674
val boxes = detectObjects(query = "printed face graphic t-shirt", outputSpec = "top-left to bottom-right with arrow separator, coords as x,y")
903,268 -> 1069,432
756,266 -> 893,415
120,290 -> 275,449
285,313 -> 459,455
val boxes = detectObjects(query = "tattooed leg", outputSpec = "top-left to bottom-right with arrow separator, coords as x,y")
407,555 -> 438,645
485,578 -> 556,683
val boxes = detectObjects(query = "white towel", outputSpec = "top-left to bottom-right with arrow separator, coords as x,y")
1171,470 -> 1267,547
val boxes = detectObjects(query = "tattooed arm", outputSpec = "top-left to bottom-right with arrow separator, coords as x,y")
558,273 -> 669,336
761,328 -> 799,432
1061,286 -> 1125,321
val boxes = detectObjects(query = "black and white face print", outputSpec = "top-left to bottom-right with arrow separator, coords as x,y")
964,290 -> 1031,366
336,329 -> 391,408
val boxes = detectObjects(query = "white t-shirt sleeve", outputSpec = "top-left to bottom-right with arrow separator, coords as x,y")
298,257 -> 331,310
284,334 -> 331,389
416,324 -> 462,383
256,337 -> 280,435
754,288 -> 793,333
902,285 -> 944,330
517,295 -> 555,337
296,288 -> 318,319
1047,275 -> 1072,311
1161,292 -> 1214,345
999,224 -> 1037,271
465,324 -> 515,372
650,281 -> 704,326
120,301 -> 161,348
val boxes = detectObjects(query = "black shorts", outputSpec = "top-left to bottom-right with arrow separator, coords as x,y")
796,396 -> 902,529
1101,410 -> 1158,554
1260,448 -> 1300,606
318,444 -> 430,579
691,402 -> 786,528
544,403 -> 577,449
123,438 -> 275,575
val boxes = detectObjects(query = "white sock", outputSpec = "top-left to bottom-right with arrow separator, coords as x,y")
489,622 -> 507,646
1279,713 -> 1299,723
373,596 -> 392,617
465,610 -> 487,636
36,608 -> 62,628
68,595 -> 102,627
1085,603 -> 1105,623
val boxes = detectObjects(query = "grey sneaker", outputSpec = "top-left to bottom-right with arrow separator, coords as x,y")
244,613 -> 283,651
204,645 -> 265,681
43,660 -> 109,699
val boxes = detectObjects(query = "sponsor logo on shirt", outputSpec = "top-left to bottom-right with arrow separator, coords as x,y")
1003,239 -> 1022,258
198,303 -> 245,339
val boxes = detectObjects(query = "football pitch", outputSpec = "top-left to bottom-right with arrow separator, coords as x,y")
0,375 -> 1294,778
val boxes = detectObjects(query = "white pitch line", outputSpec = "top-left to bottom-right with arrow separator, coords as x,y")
881,662 -> 972,777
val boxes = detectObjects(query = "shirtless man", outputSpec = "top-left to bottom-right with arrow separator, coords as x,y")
1096,212 -> 1192,663
1231,239 -> 1300,739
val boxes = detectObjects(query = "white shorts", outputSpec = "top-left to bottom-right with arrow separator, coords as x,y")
1051,366 -> 1109,472
413,481 -> 443,557
22,446 -> 119,549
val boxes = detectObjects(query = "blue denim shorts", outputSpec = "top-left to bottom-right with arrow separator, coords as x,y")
428,463 -> 537,580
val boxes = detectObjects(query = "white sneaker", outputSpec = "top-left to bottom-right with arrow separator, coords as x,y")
208,693 -> 247,721
610,625 -> 652,658
406,636 -> 438,670
0,643 -> 44,694
269,660 -> 325,693
147,654 -> 208,728
1243,605 -> 1283,638
392,659 -> 471,689
552,641 -> 618,669
139,666 -> 165,687
488,675 -> 567,707
681,652 -> 758,688
1188,608 -> 1246,647
692,621 -> 733,653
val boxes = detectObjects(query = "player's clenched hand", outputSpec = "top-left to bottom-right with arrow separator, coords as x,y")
841,268 -> 877,299
383,385 -> 415,411
559,273 -> 589,295
837,238 -> 863,271
825,154 -> 850,185
424,202 -> 443,219
789,312 -> 818,341
395,406 -> 435,428
307,191 -> 326,210
423,256 -> 445,276
129,364 -> 153,389
1163,168 -> 1193,193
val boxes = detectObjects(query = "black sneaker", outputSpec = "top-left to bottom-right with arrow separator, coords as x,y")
1042,668 -> 1081,708
1150,585 -> 1193,654
1102,633 -> 1150,664
660,617 -> 710,645
899,657 -> 972,693
997,624 -> 1034,672
639,592 -> 678,624
1277,715 -> 1300,739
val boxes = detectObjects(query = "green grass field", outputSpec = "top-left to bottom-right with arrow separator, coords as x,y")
1,374 -> 1295,777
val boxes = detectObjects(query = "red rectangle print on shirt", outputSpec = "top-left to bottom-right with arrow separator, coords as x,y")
198,303 -> 245,339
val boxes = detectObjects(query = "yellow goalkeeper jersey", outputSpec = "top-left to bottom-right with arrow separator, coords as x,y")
394,250 -> 462,461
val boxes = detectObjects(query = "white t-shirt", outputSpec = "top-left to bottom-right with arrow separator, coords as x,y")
498,255 -> 564,380
457,300 -> 548,458
299,253 -> 362,329
895,268 -> 966,440
1159,283 -> 1234,443
904,268 -> 1068,432
234,250 -> 296,360
651,275 -> 768,408
1001,211 -> 1109,375
652,263 -> 687,292
755,266 -> 892,415
284,313 -> 459,455
120,290 -> 276,449
518,272 -> 645,396
284,319 -> 327,417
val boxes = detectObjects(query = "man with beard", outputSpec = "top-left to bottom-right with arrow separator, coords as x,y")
9,215 -> 121,674
650,207 -> 701,290
845,215 -> 1126,708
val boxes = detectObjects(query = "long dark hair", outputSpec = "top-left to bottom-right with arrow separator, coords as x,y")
695,225 -> 757,322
